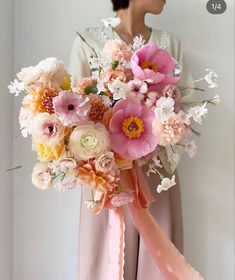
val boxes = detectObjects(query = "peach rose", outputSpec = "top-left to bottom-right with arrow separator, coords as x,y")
94,152 -> 115,173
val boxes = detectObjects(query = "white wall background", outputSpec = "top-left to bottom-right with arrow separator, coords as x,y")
1,0 -> 232,280
0,0 -> 14,279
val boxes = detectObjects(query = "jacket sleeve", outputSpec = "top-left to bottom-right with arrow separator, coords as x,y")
68,33 -> 91,87
170,34 -> 195,100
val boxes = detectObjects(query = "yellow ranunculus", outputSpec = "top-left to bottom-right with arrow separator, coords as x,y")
33,141 -> 65,162
60,73 -> 72,90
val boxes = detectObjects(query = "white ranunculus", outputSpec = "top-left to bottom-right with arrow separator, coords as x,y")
31,112 -> 64,144
68,122 -> 110,161
157,175 -> 176,193
36,57 -> 67,86
32,162 -> 52,190
17,66 -> 42,85
101,17 -> 121,28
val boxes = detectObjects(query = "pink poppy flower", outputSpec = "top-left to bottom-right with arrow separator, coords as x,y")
109,98 -> 160,160
53,90 -> 89,126
130,43 -> 180,91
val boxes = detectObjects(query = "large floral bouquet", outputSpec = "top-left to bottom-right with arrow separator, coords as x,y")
9,18 -> 218,279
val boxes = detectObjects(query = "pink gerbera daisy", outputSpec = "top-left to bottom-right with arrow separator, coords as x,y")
109,98 -> 160,160
53,90 -> 89,126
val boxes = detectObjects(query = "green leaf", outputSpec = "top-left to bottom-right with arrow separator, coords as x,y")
111,60 -> 119,70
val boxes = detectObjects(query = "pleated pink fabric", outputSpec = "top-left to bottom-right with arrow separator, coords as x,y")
77,169 -> 183,280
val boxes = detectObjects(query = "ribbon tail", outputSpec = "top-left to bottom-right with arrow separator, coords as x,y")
108,207 -> 125,280
128,199 -> 204,280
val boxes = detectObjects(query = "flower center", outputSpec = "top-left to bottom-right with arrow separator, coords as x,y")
122,116 -> 144,139
68,104 -> 75,111
140,61 -> 158,72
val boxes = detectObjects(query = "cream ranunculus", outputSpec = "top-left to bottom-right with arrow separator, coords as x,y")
32,162 -> 52,190
31,112 -> 64,145
68,122 -> 110,161
94,151 -> 115,173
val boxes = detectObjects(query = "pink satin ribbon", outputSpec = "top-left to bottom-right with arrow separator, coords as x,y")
108,161 -> 204,280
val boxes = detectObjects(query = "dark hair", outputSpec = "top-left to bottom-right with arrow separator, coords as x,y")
111,0 -> 129,11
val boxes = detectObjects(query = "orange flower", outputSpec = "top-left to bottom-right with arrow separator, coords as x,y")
78,160 -> 120,193
23,84 -> 58,114
33,141 -> 65,162
88,94 -> 106,123
102,108 -> 113,129
73,77 -> 97,95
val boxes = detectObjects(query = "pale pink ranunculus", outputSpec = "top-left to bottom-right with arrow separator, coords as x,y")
31,112 -> 64,144
153,113 -> 186,146
102,39 -> 132,62
131,43 -> 180,91
109,98 -> 160,160
111,191 -> 134,207
32,162 -> 52,190
162,84 -> 182,113
53,90 -> 89,127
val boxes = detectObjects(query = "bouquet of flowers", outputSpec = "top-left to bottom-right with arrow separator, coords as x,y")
9,18 -> 218,279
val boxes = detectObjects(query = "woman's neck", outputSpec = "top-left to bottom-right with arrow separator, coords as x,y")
115,7 -> 151,45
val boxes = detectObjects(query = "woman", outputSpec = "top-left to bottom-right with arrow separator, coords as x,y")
69,0 -> 194,279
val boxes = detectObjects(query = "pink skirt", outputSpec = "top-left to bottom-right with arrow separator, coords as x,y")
77,170 -> 183,280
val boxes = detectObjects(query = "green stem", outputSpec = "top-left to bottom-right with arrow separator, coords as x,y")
6,165 -> 22,172
190,127 -> 201,136
76,32 -> 98,58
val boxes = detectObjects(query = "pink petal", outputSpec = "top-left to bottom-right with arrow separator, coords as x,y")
153,50 -> 175,74
109,110 -> 124,133
110,133 -> 128,155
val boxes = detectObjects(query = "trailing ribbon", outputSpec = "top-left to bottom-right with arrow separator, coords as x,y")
107,161 -> 204,280
108,207 -> 125,280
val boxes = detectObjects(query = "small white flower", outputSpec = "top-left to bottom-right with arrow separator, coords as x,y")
146,163 -> 158,177
205,68 -> 218,88
184,139 -> 198,158
101,17 -> 121,28
128,79 -> 148,94
108,78 -> 127,100
210,94 -> 220,105
157,175 -> 176,193
152,156 -> 163,168
172,58 -> 182,75
155,97 -> 175,122
131,35 -> 146,51
187,102 -> 208,125
177,110 -> 191,125
8,79 -> 25,96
